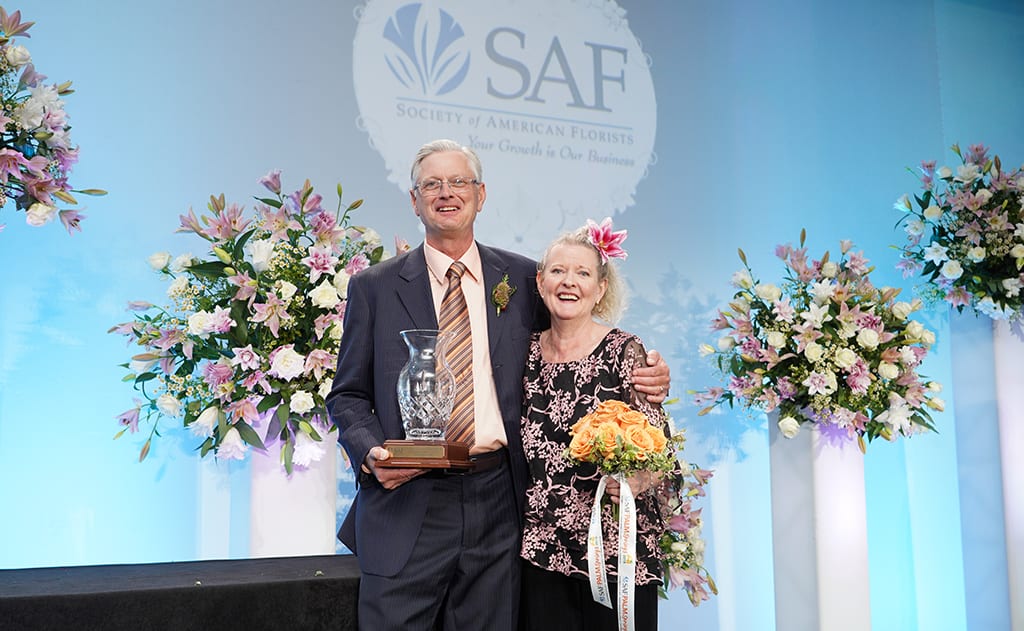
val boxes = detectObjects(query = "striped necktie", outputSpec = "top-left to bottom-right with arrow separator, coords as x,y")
439,261 -> 474,445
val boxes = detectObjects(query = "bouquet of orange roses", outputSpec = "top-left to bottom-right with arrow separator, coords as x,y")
567,399 -> 676,475
566,400 -> 714,623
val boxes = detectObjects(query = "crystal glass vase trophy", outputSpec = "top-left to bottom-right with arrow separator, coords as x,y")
378,329 -> 472,469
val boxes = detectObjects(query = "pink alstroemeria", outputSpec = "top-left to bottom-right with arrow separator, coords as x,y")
241,370 -> 273,395
0,8 -> 34,39
259,204 -> 301,242
203,362 -> 235,388
231,344 -> 262,371
304,349 -> 337,381
115,405 -> 141,433
228,271 -> 258,304
152,327 -> 185,352
0,148 -> 31,183
302,245 -> 339,283
251,293 -> 289,337
346,252 -> 369,276
259,169 -> 282,194
176,207 -> 208,238
206,203 -> 251,240
58,209 -> 85,234
228,398 -> 261,425
585,217 -> 628,263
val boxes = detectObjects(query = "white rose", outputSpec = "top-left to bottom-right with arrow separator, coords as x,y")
778,416 -> 801,439
766,331 -> 787,349
289,390 -> 316,415
1003,278 -> 1023,298
25,202 -> 57,226
955,164 -> 981,183
891,301 -> 913,320
921,330 -> 936,347
878,361 -> 900,380
318,381 -> 332,400
905,218 -> 925,236
191,406 -> 220,438
755,283 -> 782,302
839,322 -> 858,339
171,253 -> 195,273
731,270 -> 753,289
856,328 -> 879,350
923,205 -> 943,220
310,279 -> 341,309
1010,244 -> 1024,259
717,336 -> 736,351
804,341 -> 824,362
270,346 -> 306,381
940,260 -> 964,280
927,397 -> 946,412
5,45 -> 31,67
937,166 -> 953,179
333,270 -> 351,298
247,239 -> 275,273
156,393 -> 182,417
276,280 -> 298,300
834,347 -> 858,369
148,252 -> 171,270
905,320 -> 925,341
187,311 -> 214,337
967,246 -> 986,263
928,381 -> 943,392
821,261 -> 839,278
329,321 -> 344,341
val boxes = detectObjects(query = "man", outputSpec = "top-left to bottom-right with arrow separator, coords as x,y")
326,139 -> 669,630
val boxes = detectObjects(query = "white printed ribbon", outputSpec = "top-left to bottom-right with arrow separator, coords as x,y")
587,472 -> 637,631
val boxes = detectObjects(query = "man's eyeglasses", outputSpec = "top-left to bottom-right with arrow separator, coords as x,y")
414,177 -> 479,196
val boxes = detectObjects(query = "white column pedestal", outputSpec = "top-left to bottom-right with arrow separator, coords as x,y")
768,416 -> 871,631
249,432 -> 339,558
993,321 -> 1024,631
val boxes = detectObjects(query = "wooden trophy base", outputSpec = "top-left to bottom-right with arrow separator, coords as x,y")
376,439 -> 472,470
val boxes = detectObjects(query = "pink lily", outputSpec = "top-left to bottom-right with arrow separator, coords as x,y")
585,217 -> 628,263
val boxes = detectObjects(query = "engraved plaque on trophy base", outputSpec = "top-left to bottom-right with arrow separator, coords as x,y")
377,439 -> 472,470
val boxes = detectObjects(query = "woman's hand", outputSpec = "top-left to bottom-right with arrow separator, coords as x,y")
604,471 -> 663,503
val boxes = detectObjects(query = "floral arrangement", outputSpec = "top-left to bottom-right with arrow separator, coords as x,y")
111,171 -> 384,473
692,230 -> 944,450
567,399 -> 716,606
655,427 -> 716,605
895,143 -> 1024,321
0,6 -> 104,234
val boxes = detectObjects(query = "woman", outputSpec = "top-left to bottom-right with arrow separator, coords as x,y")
519,219 -> 669,631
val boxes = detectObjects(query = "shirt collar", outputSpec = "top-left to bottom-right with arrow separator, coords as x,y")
424,241 -> 482,285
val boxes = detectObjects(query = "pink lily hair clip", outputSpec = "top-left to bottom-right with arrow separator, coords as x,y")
586,217 -> 628,263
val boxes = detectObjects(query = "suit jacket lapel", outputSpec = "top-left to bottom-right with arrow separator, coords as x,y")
478,243 -> 510,357
396,245 -> 438,330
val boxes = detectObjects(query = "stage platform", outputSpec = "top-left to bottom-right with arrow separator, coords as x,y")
0,554 -> 359,630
